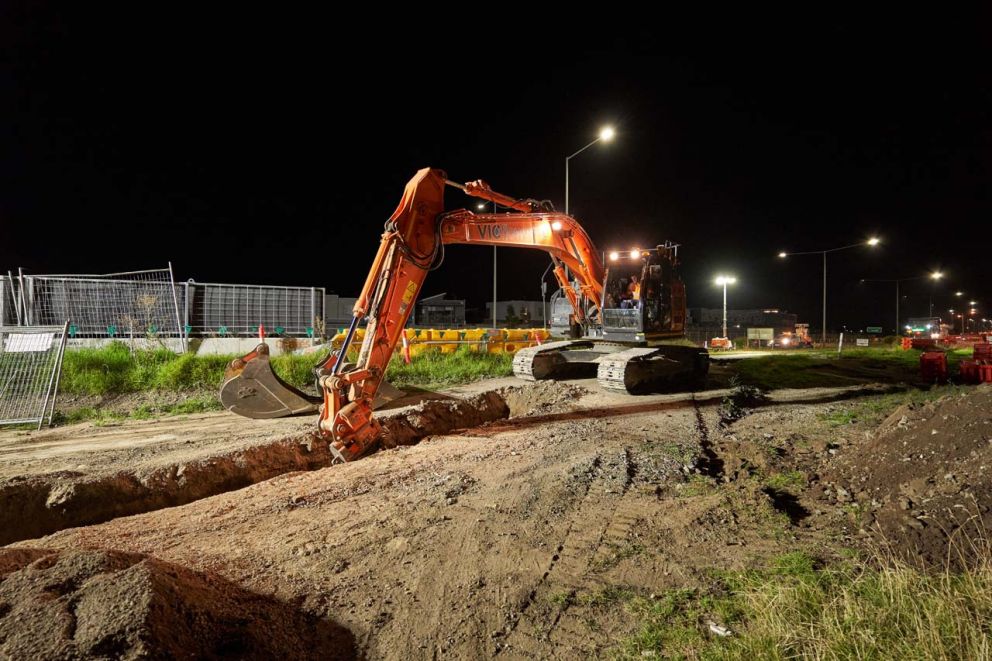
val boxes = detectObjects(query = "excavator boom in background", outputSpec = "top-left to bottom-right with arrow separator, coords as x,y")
221,168 -> 707,462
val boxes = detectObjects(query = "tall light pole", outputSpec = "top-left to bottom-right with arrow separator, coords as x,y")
563,126 -> 615,282
565,126 -> 615,217
928,272 -> 945,318
861,271 -> 943,333
479,201 -> 498,329
715,275 -> 737,339
778,237 -> 880,345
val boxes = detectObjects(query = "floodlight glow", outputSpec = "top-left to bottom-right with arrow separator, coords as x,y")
630,249 -> 640,259
609,251 -> 619,261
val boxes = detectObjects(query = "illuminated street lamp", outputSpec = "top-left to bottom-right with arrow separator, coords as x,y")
861,271 -> 941,333
714,275 -> 737,339
565,125 -> 615,217
562,125 -> 615,283
777,237 -> 880,344
928,271 -> 944,317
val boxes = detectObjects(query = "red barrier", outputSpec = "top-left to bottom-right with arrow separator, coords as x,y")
920,351 -> 948,384
960,359 -> 980,384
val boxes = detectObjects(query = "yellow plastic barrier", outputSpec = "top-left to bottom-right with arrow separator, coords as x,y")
329,328 -> 553,356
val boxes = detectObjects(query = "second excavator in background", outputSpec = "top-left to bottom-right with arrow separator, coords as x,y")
221,167 -> 707,462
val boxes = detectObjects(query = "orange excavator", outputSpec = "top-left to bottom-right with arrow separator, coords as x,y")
221,168 -> 707,462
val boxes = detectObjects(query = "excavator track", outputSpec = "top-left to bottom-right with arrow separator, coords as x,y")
597,345 -> 709,394
513,340 -> 708,394
512,340 -> 593,380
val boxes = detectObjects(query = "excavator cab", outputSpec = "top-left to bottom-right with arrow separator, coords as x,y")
601,243 -> 686,343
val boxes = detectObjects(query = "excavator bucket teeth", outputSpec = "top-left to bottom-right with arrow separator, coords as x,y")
220,343 -> 406,419
220,344 -> 321,419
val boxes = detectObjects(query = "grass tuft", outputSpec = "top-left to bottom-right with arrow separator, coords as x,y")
615,545 -> 992,660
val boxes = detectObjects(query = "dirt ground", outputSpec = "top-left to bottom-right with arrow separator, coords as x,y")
5,370 -> 980,659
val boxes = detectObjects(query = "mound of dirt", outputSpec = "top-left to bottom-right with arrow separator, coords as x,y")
0,548 -> 354,660
820,384 -> 992,566
498,381 -> 587,417
379,391 -> 509,448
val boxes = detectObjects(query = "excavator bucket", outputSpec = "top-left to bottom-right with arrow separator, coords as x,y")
219,343 -> 404,419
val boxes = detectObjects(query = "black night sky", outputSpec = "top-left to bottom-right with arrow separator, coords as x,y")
2,8 -> 990,333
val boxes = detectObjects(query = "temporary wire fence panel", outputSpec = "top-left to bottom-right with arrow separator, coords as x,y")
1,274 -> 20,326
0,324 -> 69,429
20,266 -> 184,342
184,281 -> 325,338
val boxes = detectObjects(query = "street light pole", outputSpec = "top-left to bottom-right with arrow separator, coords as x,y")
724,281 -> 729,338
565,126 -> 615,217
563,126 -> 614,282
779,237 -> 880,345
492,201 -> 497,330
860,272 -> 941,334
715,275 -> 737,339
822,251 -> 827,346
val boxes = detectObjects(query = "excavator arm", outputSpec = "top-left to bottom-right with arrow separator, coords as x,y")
313,167 -> 605,461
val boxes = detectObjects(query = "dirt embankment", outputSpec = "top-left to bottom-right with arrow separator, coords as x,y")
0,384 -> 583,546
0,548 -> 355,660
819,384 -> 992,565
5,382 -> 992,658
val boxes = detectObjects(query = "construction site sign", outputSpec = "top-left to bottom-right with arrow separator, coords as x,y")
746,328 -> 774,340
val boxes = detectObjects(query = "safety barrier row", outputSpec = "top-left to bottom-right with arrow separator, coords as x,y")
328,328 -> 553,356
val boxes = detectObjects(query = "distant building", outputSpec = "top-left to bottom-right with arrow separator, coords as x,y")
687,307 -> 798,335
485,300 -> 546,326
414,293 -> 466,328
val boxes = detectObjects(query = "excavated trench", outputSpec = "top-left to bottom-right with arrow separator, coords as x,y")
0,383 -> 583,546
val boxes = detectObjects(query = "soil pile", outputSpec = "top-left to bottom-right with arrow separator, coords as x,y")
498,381 -> 587,417
821,384 -> 992,565
379,391 -> 509,447
0,548 -> 354,660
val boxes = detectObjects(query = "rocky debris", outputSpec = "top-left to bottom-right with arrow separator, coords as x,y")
820,384 -> 992,566
0,548 -> 354,660
498,381 -> 587,417
379,391 -> 509,448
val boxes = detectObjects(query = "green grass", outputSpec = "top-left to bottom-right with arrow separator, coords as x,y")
818,384 -> 967,428
384,347 -> 512,390
60,342 -> 322,395
613,549 -> 992,660
725,347 -> 954,390
57,395 -> 224,425
763,470 -> 806,494
58,342 -> 512,399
